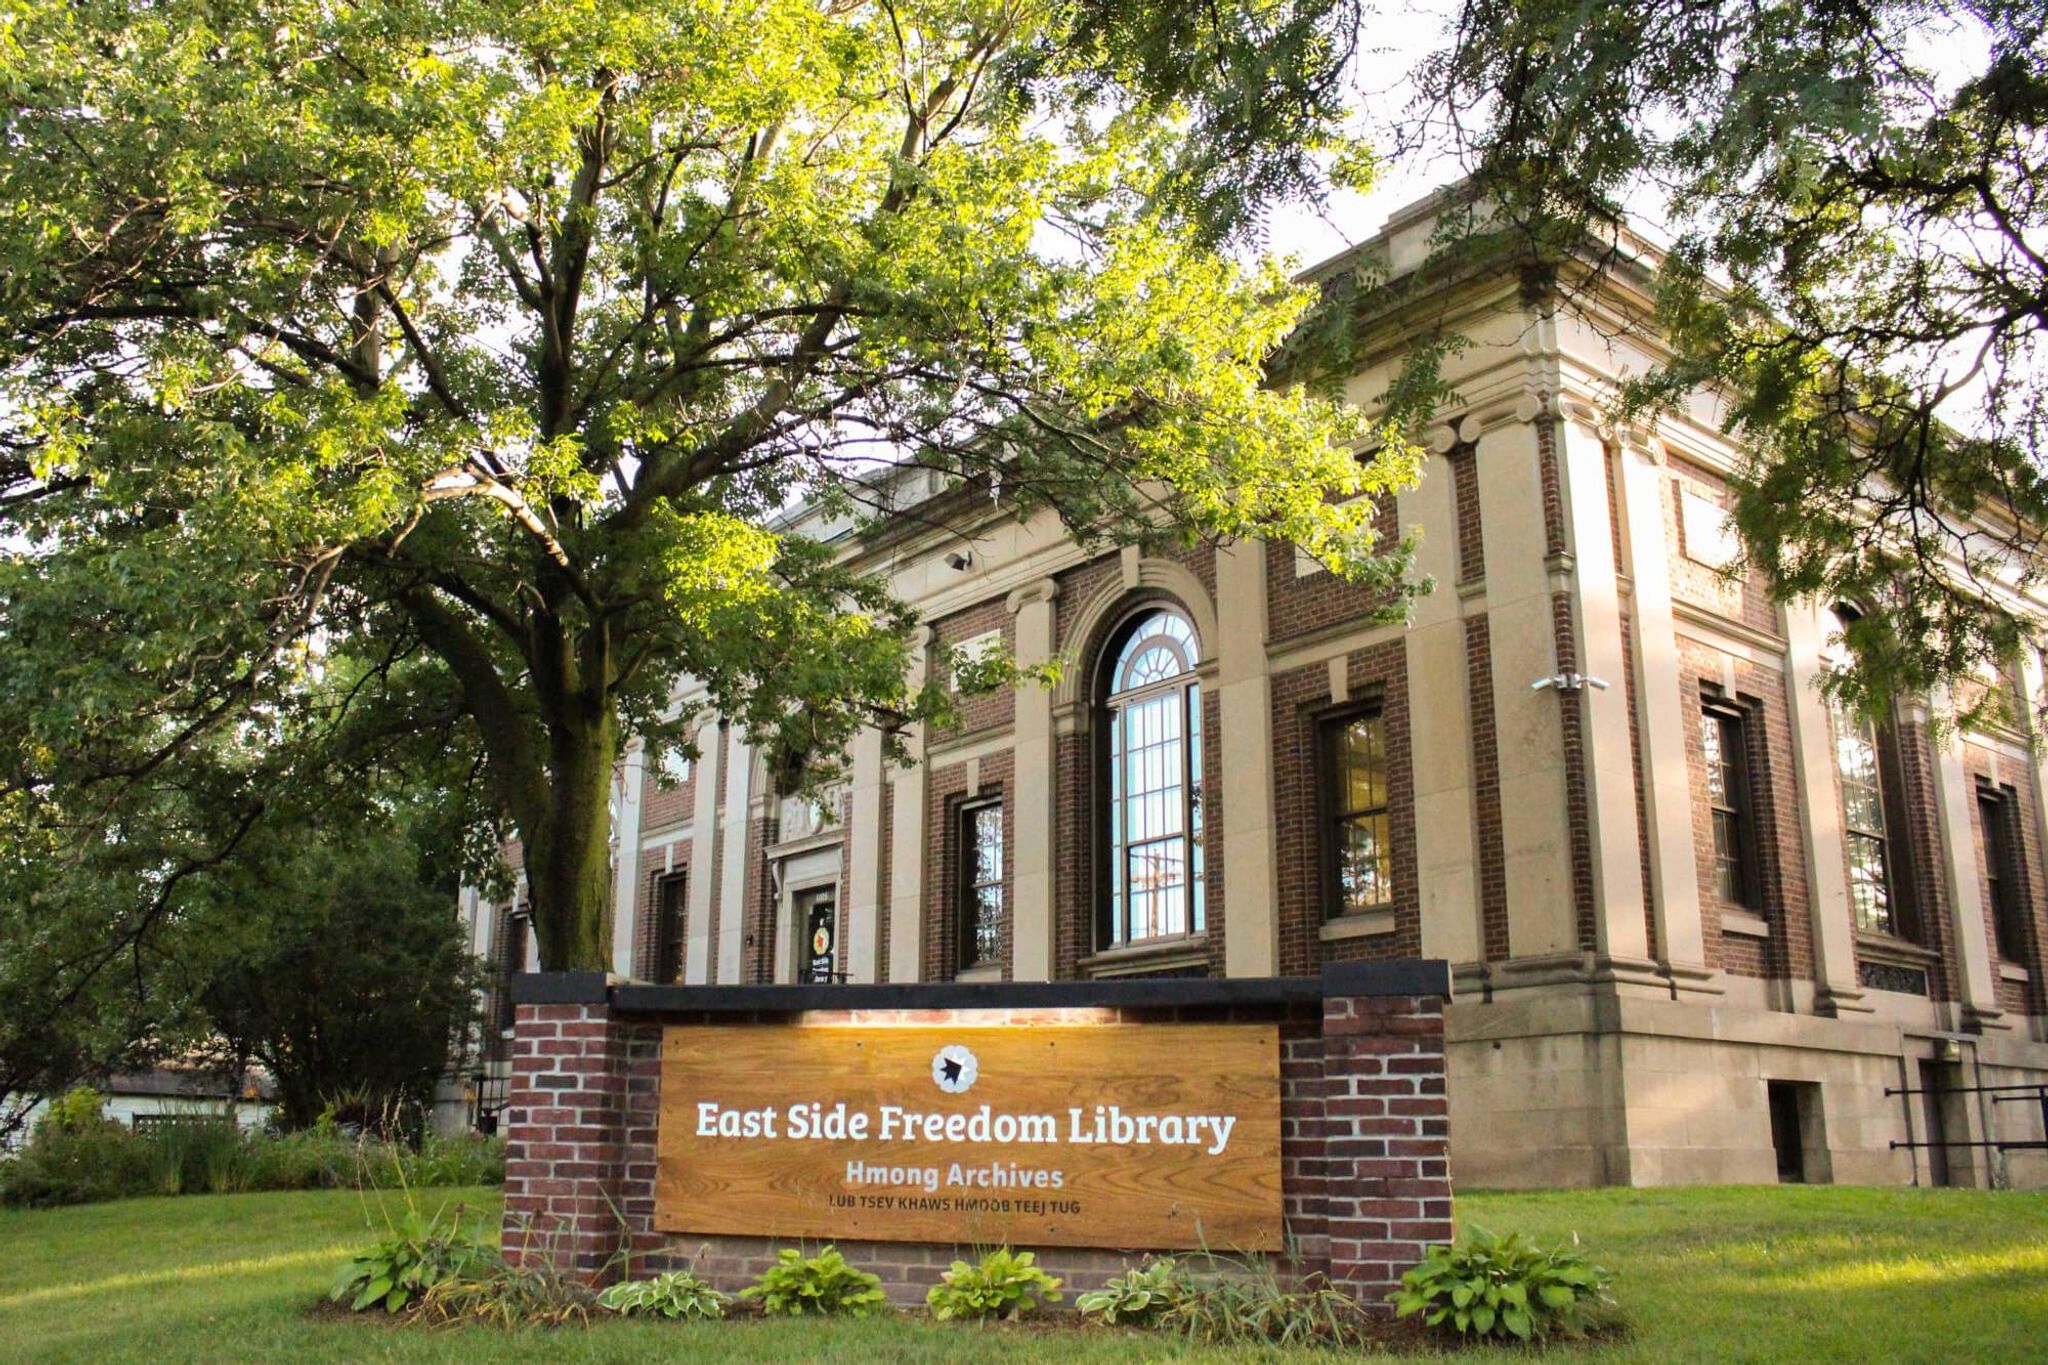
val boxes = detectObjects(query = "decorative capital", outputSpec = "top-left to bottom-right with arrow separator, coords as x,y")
1005,578 -> 1058,614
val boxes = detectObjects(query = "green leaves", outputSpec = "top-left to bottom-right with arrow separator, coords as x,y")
329,1202 -> 492,1315
1,0 -> 1409,973
739,1246 -> 889,1318
925,1247 -> 1062,1321
1392,1225 -> 1614,1342
596,1268 -> 730,1320
1074,1257 -> 1192,1327
1425,0 -> 2048,717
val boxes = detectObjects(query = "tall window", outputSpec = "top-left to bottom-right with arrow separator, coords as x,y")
1321,709 -> 1392,917
1979,789 -> 2026,962
1103,607 -> 1204,946
959,802 -> 1004,970
1835,705 -> 1902,937
1701,701 -> 1759,908
1829,606 -> 1916,941
653,872 -> 687,984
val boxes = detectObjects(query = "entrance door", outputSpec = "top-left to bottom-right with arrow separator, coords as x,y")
1918,1060 -> 1954,1188
798,888 -> 837,984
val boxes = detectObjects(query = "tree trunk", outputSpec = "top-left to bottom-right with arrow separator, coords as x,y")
520,702 -> 618,971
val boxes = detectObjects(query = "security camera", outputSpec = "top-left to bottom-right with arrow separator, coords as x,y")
944,550 -> 973,571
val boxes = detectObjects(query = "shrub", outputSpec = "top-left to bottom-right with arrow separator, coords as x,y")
1075,1257 -> 1191,1327
43,1086 -> 106,1134
0,1116 -> 153,1206
418,1256 -> 596,1328
1168,1264 -> 1369,1349
740,1247 -> 889,1318
410,1132 -> 507,1187
597,1268 -> 730,1321
0,1120 -> 505,1208
926,1247 -> 1062,1322
140,1117 -> 245,1196
1392,1227 -> 1613,1342
329,1203 -> 493,1314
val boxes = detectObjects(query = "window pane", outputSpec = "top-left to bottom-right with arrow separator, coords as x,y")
1712,810 -> 1745,905
1110,609 -> 1199,693
1834,714 -> 1886,835
1848,832 -> 1893,935
1339,813 -> 1393,912
1339,715 -> 1386,814
1982,794 -> 2023,961
963,804 -> 1004,968
1127,840 -> 1187,939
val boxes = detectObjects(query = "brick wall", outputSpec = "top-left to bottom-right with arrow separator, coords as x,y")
930,599 -> 1015,738
639,754 -> 696,834
1663,459 -> 1780,639
1676,640 -> 1816,983
1269,639 -> 1419,975
1964,742 -> 2048,1018
1266,501 -> 1403,644
500,966 -> 1453,1315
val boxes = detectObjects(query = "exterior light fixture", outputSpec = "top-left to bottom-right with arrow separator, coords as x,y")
1530,673 -> 1611,694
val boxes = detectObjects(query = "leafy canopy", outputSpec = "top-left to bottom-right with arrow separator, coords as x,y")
0,0 -> 1420,969
1419,0 -> 2048,717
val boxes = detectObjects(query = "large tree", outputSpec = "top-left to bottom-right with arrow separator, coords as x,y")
1417,0 -> 2048,716
1,0 -> 1424,971
202,811 -> 483,1131
0,651 -> 488,1138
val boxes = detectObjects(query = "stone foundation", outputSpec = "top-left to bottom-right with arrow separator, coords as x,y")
501,961 -> 1454,1311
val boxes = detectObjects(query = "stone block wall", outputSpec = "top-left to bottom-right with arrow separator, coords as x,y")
500,963 -> 1452,1313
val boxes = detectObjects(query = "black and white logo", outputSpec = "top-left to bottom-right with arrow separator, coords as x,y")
931,1043 -> 978,1094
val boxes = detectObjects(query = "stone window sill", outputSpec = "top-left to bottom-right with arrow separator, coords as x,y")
1320,910 -> 1396,941
2000,961 -> 2032,984
955,963 -> 1004,984
1720,910 -> 1771,939
1858,933 -> 1937,966
1080,936 -> 1209,978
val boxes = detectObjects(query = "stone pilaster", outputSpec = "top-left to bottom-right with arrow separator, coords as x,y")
1400,445 -> 1483,966
1780,601 -> 1870,1013
886,629 -> 931,984
608,740 -> 645,979
1473,413 -> 1579,964
715,724 -> 752,984
1008,579 -> 1059,981
683,716 -> 723,985
843,725 -> 886,983
1216,537 -> 1282,976
1554,410 -> 1654,972
1615,440 -> 1715,990
1928,685 -> 2008,1031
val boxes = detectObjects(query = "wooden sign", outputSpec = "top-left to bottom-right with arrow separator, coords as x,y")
655,1022 -> 1282,1250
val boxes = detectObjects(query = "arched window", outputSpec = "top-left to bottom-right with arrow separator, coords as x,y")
1102,607 -> 1205,946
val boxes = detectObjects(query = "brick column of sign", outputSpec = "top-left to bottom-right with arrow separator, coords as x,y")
500,999 -> 628,1278
1320,991 -> 1452,1313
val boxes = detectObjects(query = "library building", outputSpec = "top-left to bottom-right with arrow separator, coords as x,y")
468,192 -> 2048,1198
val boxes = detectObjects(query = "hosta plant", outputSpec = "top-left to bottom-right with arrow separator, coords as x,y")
1075,1257 -> 1191,1327
1392,1226 -> 1613,1341
597,1268 -> 730,1320
329,1204 -> 492,1314
740,1246 -> 889,1318
926,1247 -> 1062,1321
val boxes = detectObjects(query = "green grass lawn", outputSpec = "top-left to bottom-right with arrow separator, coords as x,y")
1,1184 -> 2043,1362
